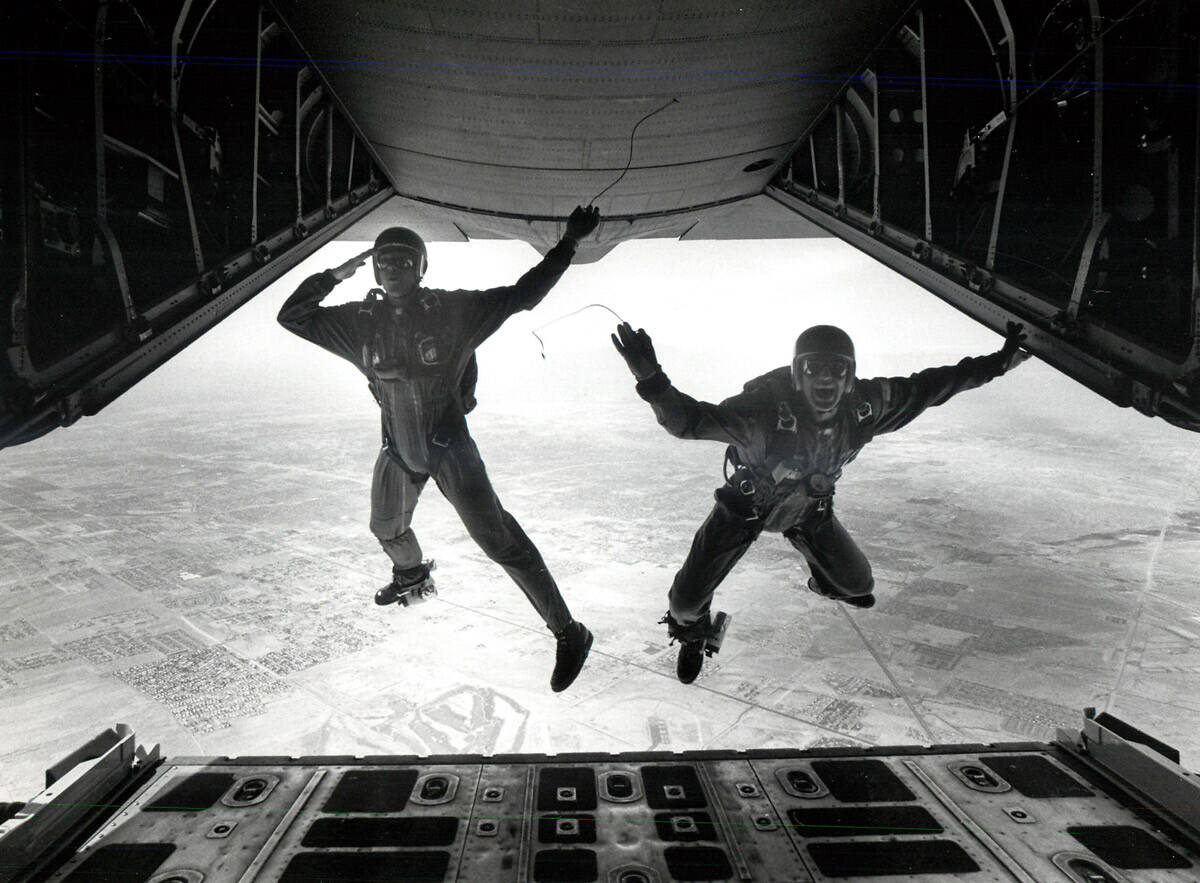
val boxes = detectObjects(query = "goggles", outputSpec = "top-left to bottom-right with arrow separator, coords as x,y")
796,355 -> 852,379
375,249 -> 421,273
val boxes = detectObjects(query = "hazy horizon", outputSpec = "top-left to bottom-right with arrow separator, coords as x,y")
113,236 -> 1149,432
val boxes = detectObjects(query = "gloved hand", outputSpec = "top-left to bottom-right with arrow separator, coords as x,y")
612,322 -> 662,381
999,321 -> 1032,372
564,205 -> 600,242
329,248 -> 374,282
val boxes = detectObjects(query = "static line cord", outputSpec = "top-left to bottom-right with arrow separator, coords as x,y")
535,99 -> 674,356
587,97 -> 679,206
532,304 -> 627,360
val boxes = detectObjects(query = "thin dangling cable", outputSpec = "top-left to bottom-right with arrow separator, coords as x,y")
587,98 -> 679,206
532,303 -> 628,359
530,100 -> 677,358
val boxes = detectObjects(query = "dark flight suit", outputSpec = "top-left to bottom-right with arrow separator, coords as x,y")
278,241 -> 579,633
634,350 -> 1016,625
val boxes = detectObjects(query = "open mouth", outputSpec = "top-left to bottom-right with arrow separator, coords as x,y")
809,386 -> 839,408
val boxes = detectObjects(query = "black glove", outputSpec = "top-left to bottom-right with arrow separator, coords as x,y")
998,321 -> 1031,372
612,322 -> 661,381
564,205 -> 600,242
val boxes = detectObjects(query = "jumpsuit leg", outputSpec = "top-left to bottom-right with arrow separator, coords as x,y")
432,431 -> 572,634
369,447 -> 428,572
668,499 -> 764,627
785,506 -> 874,597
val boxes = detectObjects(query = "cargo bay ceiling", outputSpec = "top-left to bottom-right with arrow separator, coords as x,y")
2,0 -> 1199,447
272,0 -> 904,253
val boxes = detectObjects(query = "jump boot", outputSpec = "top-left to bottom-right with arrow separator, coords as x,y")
375,560 -> 437,607
551,620 -> 593,693
662,611 -> 730,684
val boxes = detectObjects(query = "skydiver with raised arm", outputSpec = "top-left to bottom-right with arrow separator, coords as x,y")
612,320 -> 1030,684
278,205 -> 600,692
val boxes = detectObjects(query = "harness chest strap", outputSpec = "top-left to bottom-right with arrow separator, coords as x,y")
358,289 -> 452,475
730,392 -> 878,493
776,396 -> 874,430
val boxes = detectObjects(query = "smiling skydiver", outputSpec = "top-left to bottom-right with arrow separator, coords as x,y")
612,320 -> 1030,684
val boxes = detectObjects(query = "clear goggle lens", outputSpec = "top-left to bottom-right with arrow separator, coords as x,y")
799,357 -> 851,379
376,255 -> 416,272
375,245 -> 421,272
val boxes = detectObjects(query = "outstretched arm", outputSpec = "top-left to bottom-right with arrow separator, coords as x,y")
277,248 -> 373,363
871,322 -> 1031,435
612,323 -> 759,447
462,205 -> 601,348
507,205 -> 601,312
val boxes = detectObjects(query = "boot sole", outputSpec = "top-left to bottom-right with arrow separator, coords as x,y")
374,580 -> 437,606
677,643 -> 705,685
551,629 -> 593,693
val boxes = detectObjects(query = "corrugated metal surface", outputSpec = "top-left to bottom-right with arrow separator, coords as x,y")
32,746 -> 1200,882
275,0 -> 912,222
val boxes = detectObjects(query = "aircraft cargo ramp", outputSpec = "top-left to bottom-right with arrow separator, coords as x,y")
2,711 -> 1199,882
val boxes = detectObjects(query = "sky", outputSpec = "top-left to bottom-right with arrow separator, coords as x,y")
102,232 -> 1185,458
118,235 -> 1079,421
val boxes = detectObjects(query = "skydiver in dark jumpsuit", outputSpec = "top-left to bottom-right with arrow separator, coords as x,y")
613,320 -> 1030,683
278,206 -> 600,692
